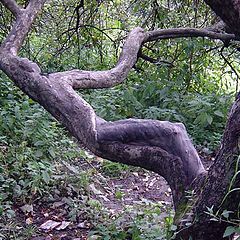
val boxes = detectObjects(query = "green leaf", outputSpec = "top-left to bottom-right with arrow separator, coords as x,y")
171,225 -> 177,231
223,226 -> 237,238
103,236 -> 110,240
6,209 -> 15,218
14,106 -> 20,119
194,113 -> 206,125
206,114 -> 213,125
206,206 -> 214,214
35,150 -> 43,158
42,171 -> 50,184
34,141 -> 44,146
221,210 -> 233,219
214,110 -> 224,118
48,148 -> 56,158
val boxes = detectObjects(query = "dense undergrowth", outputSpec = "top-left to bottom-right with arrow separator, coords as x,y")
85,78 -> 233,150
0,0 -> 239,238
0,73 -> 176,239
0,69 -> 234,239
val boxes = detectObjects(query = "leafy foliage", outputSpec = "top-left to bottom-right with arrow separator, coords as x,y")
88,202 -> 175,240
0,0 -> 239,239
0,73 -> 81,216
85,75 -> 233,149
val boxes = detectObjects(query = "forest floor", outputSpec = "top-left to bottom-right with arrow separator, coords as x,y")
0,149 -> 215,240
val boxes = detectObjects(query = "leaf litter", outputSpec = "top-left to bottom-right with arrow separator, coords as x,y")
2,149 -> 214,239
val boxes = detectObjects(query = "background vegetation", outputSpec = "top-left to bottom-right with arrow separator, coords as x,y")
0,0 -> 239,239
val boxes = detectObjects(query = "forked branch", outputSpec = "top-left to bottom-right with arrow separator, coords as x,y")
0,0 -> 47,55
0,0 -> 22,17
49,27 -> 237,90
0,0 -> 238,207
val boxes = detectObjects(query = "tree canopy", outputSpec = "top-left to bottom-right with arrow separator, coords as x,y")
0,0 -> 240,239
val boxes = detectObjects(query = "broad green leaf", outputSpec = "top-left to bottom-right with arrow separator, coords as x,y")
206,114 -> 213,125
223,226 -> 237,238
214,110 -> 224,118
42,171 -> 50,184
35,150 -> 43,158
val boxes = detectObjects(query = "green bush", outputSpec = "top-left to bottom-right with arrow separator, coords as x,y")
0,73 -> 80,216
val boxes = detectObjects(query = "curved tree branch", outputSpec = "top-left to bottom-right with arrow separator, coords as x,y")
0,0 -> 239,210
0,0 -> 47,55
0,31 -> 206,207
49,27 -> 237,90
0,0 -> 22,17
49,27 -> 145,89
144,28 -> 238,42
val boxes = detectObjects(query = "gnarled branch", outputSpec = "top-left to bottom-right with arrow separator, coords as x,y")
0,0 -> 22,17
49,27 -> 145,89
145,28 -> 237,42
0,0 -> 47,55
49,27 -> 237,90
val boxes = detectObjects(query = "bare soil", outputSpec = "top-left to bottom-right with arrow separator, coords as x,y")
3,151 -> 214,240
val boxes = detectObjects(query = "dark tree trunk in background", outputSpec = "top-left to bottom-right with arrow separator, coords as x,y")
204,0 -> 240,36
175,96 -> 240,239
0,0 -> 240,239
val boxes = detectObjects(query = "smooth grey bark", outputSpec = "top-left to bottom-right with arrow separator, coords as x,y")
0,38 -> 205,206
145,28 -> 238,42
0,0 -> 240,239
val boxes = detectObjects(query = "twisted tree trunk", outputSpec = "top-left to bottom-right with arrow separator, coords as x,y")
0,0 -> 239,239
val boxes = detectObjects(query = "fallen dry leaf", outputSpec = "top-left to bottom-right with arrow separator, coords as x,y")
20,204 -> 33,215
89,183 -> 102,195
77,221 -> 90,229
56,221 -> 71,230
39,220 -> 61,231
26,217 -> 33,225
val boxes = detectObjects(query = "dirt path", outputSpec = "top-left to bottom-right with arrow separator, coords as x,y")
2,151 -> 214,240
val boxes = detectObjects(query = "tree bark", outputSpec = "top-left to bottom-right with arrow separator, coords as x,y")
174,96 -> 240,239
0,1 -> 240,239
204,0 -> 240,36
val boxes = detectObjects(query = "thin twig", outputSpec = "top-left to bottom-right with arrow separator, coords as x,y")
220,46 -> 240,94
